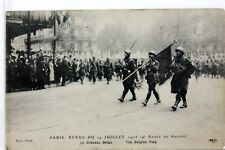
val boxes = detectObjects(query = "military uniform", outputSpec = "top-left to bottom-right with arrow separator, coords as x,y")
97,60 -> 104,81
118,50 -> 138,102
72,59 -> 78,82
170,47 -> 195,111
115,59 -> 123,81
90,57 -> 97,83
142,51 -> 160,106
78,61 -> 86,84
103,58 -> 113,84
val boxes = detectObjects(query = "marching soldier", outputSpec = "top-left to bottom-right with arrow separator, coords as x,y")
97,60 -> 104,81
87,58 -> 92,81
90,57 -> 97,83
142,51 -> 161,106
78,59 -> 86,84
170,46 -> 195,111
115,59 -> 123,81
103,58 -> 113,84
72,58 -> 79,82
118,50 -> 138,102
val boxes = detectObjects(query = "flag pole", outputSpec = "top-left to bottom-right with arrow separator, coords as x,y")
130,40 -> 138,50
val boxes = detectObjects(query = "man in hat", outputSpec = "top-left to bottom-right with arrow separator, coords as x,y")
142,51 -> 161,106
170,46 -> 195,111
118,50 -> 138,102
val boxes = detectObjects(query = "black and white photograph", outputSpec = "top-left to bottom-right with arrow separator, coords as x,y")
5,9 -> 225,150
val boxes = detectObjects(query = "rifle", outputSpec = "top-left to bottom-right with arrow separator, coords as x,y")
130,40 -> 138,50
121,60 -> 149,83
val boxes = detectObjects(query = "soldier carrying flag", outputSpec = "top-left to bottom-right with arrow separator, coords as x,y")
142,51 -> 161,106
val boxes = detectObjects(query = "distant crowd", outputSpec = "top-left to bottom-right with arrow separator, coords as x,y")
6,50 -> 122,92
6,50 -> 225,93
193,57 -> 225,79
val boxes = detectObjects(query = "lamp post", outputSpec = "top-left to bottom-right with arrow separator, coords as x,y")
27,11 -> 31,61
53,11 -> 56,63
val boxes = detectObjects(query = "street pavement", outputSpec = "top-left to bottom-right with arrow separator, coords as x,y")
5,77 -> 225,150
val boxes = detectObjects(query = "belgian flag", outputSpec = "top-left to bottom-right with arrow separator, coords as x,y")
156,44 -> 173,85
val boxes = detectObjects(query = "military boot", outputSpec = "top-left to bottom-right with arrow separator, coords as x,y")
129,97 -> 137,101
171,98 -> 180,111
170,106 -> 177,111
142,100 -> 148,106
118,98 -> 124,102
180,103 -> 187,108
154,100 -> 161,105
180,97 -> 187,108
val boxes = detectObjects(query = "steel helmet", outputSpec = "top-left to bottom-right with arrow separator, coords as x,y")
124,50 -> 131,55
175,46 -> 184,54
148,50 -> 157,56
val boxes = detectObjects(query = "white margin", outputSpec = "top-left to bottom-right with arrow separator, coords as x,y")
1,1 -> 225,150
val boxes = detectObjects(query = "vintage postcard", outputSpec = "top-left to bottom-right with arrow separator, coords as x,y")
5,9 -> 225,150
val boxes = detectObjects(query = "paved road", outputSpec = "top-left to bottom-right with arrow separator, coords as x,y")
5,77 -> 225,150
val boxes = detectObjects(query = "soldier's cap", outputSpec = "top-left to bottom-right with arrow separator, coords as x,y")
175,46 -> 184,54
148,50 -> 157,56
124,50 -> 131,54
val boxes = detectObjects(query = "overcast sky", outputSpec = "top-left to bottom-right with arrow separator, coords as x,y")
64,9 -> 225,53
